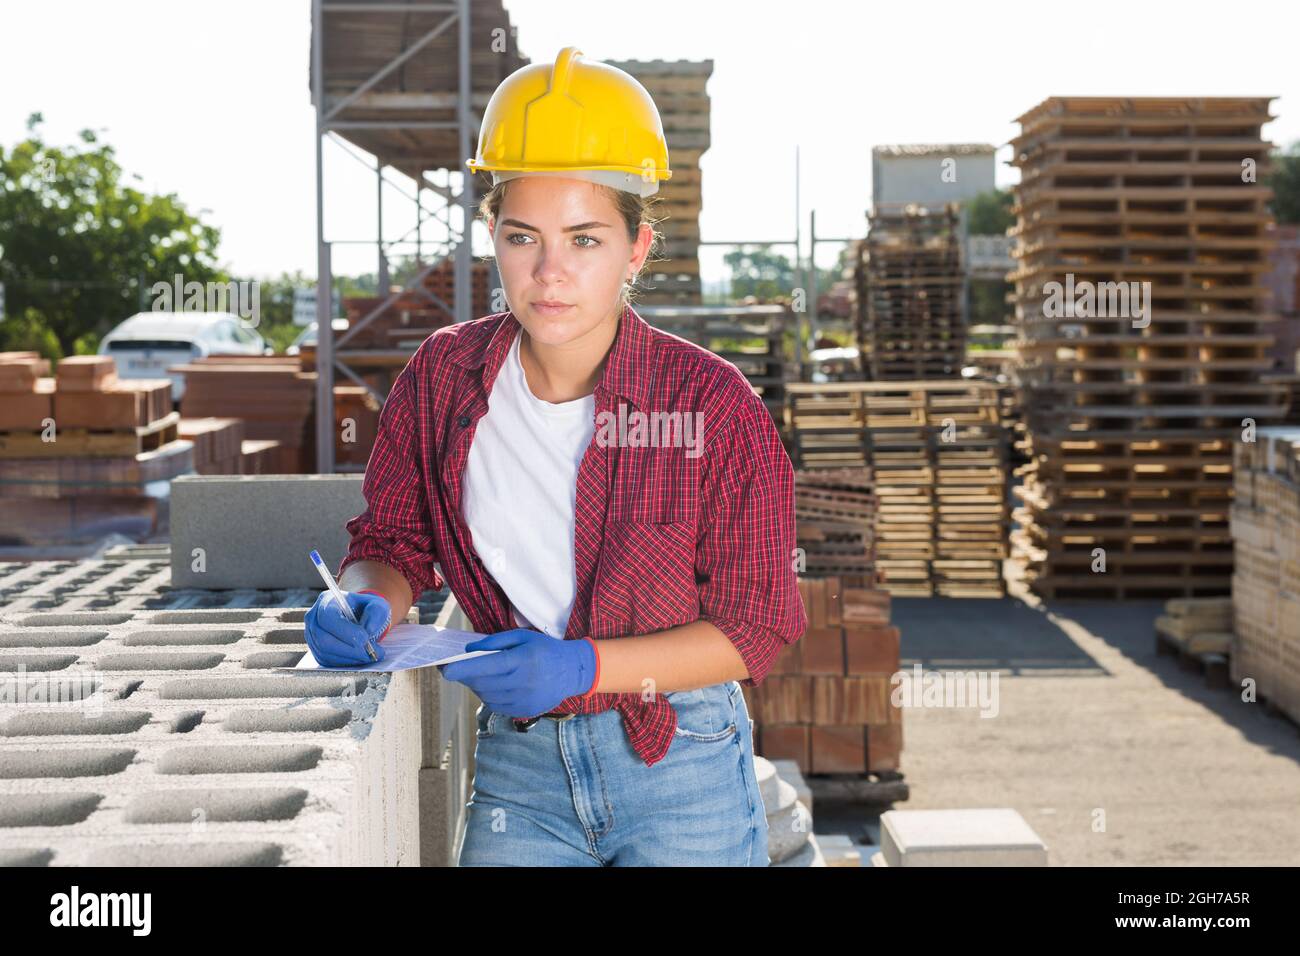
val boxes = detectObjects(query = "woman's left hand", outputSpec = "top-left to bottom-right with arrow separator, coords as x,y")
438,628 -> 598,717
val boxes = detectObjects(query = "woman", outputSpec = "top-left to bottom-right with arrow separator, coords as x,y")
305,47 -> 807,866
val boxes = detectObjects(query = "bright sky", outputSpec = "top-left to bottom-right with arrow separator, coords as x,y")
3,0 -> 1297,283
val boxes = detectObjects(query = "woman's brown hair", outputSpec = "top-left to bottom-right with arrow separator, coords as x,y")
476,179 -> 665,305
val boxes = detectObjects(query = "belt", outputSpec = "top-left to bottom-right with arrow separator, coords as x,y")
513,709 -> 578,732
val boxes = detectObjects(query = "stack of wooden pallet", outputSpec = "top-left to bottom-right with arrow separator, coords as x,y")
1261,369 -> 1300,424
854,203 -> 965,380
0,353 -> 192,545
607,58 -> 710,306
742,574 -> 901,774
794,467 -> 876,578
1009,96 -> 1287,599
1230,426 -> 1300,725
637,304 -> 794,421
785,380 -> 1009,596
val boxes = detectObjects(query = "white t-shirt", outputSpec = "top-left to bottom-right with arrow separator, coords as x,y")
461,328 -> 596,639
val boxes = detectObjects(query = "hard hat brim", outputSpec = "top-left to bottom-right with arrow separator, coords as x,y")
476,167 -> 665,198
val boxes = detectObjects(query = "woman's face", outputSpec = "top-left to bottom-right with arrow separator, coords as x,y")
489,175 -> 652,348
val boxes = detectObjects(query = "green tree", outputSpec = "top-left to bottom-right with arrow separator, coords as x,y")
0,113 -> 224,357
1268,140 -> 1300,224
966,188 -> 1015,236
723,246 -> 797,301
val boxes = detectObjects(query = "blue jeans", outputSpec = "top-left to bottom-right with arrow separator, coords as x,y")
458,679 -> 770,866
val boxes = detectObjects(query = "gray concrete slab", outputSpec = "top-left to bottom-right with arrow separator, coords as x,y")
170,475 -> 367,590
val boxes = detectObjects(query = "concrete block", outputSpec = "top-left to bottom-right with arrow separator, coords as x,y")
170,475 -> 367,589
772,829 -> 826,866
0,549 -> 472,867
880,808 -> 1048,866
815,833 -> 862,867
769,757 -> 812,817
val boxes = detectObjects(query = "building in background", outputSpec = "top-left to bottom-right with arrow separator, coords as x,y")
871,143 -> 996,208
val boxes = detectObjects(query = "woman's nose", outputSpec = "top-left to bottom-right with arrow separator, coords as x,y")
533,246 -> 571,282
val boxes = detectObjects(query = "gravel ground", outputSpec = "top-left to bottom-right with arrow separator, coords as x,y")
813,578 -> 1300,866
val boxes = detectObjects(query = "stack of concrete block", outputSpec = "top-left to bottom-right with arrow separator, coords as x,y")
0,599 -> 468,866
767,757 -> 864,867
871,808 -> 1048,866
0,540 -> 468,866
756,756 -> 823,866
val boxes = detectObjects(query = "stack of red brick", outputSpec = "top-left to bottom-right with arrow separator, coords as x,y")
177,417 -> 246,474
174,355 -> 317,473
0,353 -> 188,546
176,358 -> 381,473
341,259 -> 492,350
744,574 -> 902,775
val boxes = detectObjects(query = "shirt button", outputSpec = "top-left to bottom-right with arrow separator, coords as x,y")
457,415 -> 471,427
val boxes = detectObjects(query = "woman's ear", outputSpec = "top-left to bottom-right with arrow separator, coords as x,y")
631,221 -> 654,273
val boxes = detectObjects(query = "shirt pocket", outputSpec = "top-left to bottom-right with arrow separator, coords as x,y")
594,518 -> 699,636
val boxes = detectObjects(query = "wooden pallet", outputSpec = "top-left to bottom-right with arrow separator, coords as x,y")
1154,624 -> 1231,688
1009,97 -> 1286,600
855,203 -> 966,381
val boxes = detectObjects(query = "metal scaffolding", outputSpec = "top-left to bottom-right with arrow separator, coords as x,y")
309,0 -> 524,473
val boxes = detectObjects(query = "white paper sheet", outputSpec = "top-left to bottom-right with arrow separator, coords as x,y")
289,622 -> 501,673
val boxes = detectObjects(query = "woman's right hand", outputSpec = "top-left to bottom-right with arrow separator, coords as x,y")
304,590 -> 391,667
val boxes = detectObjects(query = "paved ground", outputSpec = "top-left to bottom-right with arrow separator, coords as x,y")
814,580 -> 1300,866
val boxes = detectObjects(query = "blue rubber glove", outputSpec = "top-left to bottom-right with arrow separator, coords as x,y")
438,628 -> 599,718
304,589 -> 390,667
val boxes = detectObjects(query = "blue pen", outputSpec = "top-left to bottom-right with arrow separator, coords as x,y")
309,549 -> 378,662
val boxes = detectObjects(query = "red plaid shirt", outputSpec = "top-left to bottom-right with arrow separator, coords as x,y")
339,302 -> 807,766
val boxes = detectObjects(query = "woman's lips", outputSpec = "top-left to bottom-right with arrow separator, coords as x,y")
532,302 -> 574,316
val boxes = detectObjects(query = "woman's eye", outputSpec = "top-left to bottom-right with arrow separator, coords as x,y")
503,232 -> 599,247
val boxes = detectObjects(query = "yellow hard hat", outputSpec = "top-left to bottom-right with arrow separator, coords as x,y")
466,46 -> 671,198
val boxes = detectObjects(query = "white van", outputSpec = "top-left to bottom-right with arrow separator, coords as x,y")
98,311 -> 267,402
285,317 -> 350,355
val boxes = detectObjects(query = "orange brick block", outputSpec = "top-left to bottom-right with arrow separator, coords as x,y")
810,725 -> 866,773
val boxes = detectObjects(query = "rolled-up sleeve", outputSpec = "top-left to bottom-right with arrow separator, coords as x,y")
337,349 -> 443,602
695,389 -> 808,687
